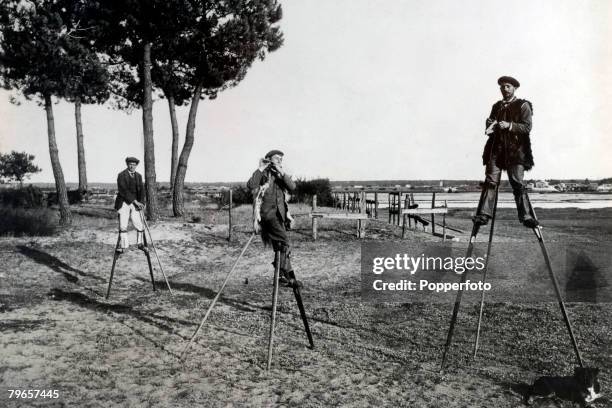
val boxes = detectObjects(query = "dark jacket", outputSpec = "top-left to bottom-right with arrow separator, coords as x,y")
114,169 -> 144,210
482,98 -> 534,170
247,168 -> 296,222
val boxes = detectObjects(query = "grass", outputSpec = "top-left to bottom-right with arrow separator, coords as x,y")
0,206 -> 58,237
1,202 -> 610,407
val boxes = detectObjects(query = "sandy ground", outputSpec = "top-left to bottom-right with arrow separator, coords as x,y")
1,205 -> 611,407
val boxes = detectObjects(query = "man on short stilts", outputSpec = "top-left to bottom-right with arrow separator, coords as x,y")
473,76 -> 539,228
247,150 -> 301,287
114,157 -> 146,254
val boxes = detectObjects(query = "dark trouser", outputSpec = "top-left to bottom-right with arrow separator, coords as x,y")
476,157 -> 535,222
261,211 -> 293,275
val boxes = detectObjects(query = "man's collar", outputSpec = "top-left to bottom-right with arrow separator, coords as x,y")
502,96 -> 517,104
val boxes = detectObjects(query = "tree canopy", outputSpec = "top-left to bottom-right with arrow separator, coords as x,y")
0,151 -> 42,184
0,1 -> 108,103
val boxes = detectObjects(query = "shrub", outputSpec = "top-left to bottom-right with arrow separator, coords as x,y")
292,178 -> 333,206
232,185 -> 253,205
0,207 -> 57,236
232,178 -> 333,206
46,189 -> 87,205
0,185 -> 44,208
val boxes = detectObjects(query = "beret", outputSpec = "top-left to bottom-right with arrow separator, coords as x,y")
497,76 -> 520,88
265,150 -> 284,159
125,156 -> 140,164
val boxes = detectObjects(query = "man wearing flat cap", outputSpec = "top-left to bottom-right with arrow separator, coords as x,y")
114,157 -> 146,253
473,76 -> 538,228
247,150 -> 300,287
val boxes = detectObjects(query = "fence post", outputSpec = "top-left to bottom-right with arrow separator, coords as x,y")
228,189 -> 232,242
358,191 -> 366,238
431,192 -> 436,235
407,193 -> 412,229
312,194 -> 318,240
374,192 -> 378,219
443,199 -> 447,241
397,193 -> 402,226
410,193 -> 415,229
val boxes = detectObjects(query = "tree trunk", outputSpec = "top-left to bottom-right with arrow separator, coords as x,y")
168,95 -> 179,193
173,84 -> 203,217
142,42 -> 159,220
44,94 -> 71,225
75,97 -> 87,193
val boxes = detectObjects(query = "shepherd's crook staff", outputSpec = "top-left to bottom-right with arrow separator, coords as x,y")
139,210 -> 173,295
180,233 -> 256,360
527,196 -> 583,368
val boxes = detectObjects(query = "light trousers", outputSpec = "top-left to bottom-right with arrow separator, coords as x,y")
118,202 -> 144,249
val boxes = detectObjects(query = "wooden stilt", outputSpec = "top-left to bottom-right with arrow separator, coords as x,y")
142,233 -> 156,291
106,235 -> 121,299
267,251 -> 281,371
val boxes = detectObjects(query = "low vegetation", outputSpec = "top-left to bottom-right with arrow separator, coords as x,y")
0,206 -> 57,236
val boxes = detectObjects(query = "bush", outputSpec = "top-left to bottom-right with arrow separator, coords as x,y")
46,189 -> 88,206
232,178 -> 333,206
292,178 -> 333,206
0,207 -> 57,236
232,185 -> 253,205
0,185 -> 44,208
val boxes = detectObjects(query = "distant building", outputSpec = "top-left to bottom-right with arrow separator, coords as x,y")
527,180 -> 558,192
597,184 -> 612,192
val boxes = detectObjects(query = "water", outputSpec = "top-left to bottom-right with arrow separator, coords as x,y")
357,192 -> 612,210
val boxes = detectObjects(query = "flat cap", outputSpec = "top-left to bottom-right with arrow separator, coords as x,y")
497,76 -> 520,88
125,156 -> 140,164
265,150 -> 284,159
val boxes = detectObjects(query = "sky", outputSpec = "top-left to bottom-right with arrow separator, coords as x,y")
1,0 -> 611,184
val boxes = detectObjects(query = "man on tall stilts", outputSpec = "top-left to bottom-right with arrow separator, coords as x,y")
473,76 -> 539,228
114,157 -> 146,254
441,76 -> 587,371
247,150 -> 301,288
